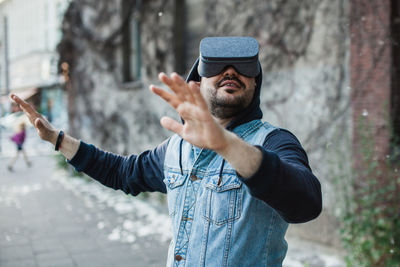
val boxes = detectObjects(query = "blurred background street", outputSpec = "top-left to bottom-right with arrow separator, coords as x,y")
0,0 -> 399,266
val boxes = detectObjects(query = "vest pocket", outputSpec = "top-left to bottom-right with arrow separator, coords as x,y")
164,172 -> 186,216
202,174 -> 243,226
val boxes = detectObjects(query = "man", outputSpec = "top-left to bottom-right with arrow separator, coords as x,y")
11,37 -> 322,266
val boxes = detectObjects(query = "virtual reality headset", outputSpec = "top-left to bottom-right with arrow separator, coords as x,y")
198,36 -> 261,78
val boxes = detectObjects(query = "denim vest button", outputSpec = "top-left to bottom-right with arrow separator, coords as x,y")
175,255 -> 183,261
190,175 -> 198,181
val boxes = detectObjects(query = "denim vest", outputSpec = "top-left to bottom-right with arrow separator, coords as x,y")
163,120 -> 289,267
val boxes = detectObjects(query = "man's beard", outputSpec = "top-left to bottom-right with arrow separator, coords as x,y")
207,76 -> 251,119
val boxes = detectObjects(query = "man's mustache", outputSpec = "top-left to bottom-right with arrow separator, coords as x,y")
216,76 -> 246,89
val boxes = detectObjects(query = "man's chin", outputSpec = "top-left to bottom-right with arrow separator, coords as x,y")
210,100 -> 246,119
217,91 -> 242,102
210,107 -> 240,120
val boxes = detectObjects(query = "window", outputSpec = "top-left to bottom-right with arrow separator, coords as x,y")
122,0 -> 141,83
173,0 -> 186,74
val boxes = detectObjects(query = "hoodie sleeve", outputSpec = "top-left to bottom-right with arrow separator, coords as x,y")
67,140 -> 168,196
238,129 -> 322,223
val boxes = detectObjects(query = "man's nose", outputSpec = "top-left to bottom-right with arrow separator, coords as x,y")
222,66 -> 239,76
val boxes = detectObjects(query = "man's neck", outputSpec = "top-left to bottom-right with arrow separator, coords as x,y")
216,117 -> 233,128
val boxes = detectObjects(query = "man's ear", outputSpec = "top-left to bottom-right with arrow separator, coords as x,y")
195,81 -> 201,86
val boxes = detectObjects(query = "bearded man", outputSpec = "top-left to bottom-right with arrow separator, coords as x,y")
11,36 -> 322,267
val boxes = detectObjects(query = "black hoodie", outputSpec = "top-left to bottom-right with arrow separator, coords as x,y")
69,59 -> 322,223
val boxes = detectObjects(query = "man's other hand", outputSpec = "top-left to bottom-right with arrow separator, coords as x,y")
10,94 -> 58,145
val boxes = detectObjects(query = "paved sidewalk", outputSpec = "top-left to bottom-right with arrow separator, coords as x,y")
0,155 -> 168,267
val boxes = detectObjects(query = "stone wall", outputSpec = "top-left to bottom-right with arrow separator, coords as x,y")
58,0 -> 352,247
58,0 -> 178,155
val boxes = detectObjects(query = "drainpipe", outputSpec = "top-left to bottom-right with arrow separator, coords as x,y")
135,0 -> 142,79
3,16 -> 9,96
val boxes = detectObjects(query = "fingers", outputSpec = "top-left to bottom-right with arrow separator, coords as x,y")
158,72 -> 195,103
10,94 -> 38,116
160,117 -> 183,135
158,73 -> 184,101
188,81 -> 208,110
9,94 -> 55,140
9,94 -> 41,126
171,73 -> 195,103
149,85 -> 180,109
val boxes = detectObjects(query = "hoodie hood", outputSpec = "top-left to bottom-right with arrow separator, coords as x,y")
186,58 -> 263,130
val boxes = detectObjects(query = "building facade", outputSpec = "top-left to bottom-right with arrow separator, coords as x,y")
0,0 -> 70,123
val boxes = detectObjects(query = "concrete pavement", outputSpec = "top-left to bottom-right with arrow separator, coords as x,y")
0,155 -> 169,267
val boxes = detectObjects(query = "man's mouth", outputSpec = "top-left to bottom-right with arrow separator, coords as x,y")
216,77 -> 245,94
220,80 -> 240,88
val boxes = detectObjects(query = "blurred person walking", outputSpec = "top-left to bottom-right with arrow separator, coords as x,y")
7,121 -> 31,171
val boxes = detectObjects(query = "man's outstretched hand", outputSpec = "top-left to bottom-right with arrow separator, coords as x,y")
150,72 -> 263,178
10,94 -> 79,159
10,94 -> 58,145
150,72 -> 232,153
